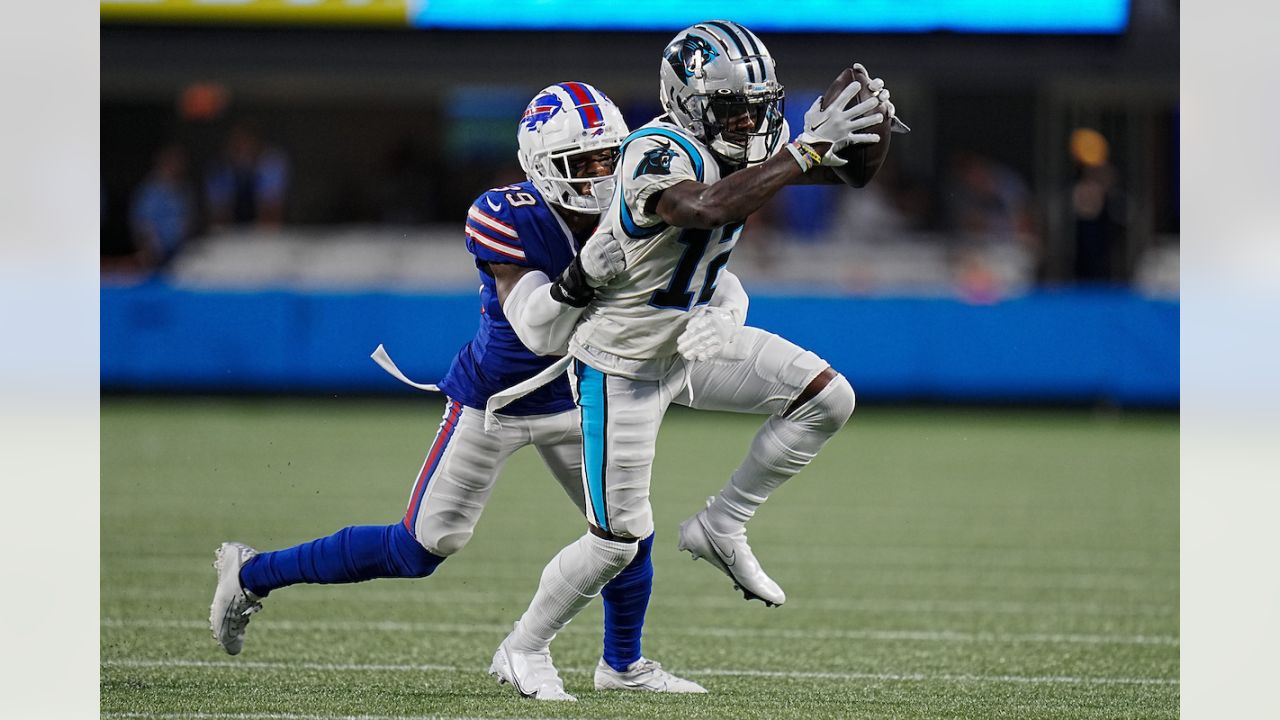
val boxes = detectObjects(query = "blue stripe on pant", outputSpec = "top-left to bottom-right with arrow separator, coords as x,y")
577,361 -> 610,533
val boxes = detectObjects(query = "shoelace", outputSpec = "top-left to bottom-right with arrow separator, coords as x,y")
229,600 -> 262,632
631,658 -> 663,675
621,658 -> 676,690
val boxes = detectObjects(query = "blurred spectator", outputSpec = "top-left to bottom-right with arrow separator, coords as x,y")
205,123 -> 289,228
943,151 -> 1041,296
828,160 -> 922,245
943,151 -> 1038,242
1068,128 -> 1127,282
129,143 -> 196,269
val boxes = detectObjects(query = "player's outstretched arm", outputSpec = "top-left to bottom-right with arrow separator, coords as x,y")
654,152 -> 808,229
653,82 -> 882,229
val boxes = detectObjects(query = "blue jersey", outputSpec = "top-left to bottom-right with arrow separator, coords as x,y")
436,181 -> 583,416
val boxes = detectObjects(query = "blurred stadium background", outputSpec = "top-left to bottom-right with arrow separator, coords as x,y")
100,0 -> 1178,405
100,3 -> 1179,718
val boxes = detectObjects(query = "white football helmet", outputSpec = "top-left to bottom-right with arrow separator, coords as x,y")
659,21 -> 786,166
517,82 -> 629,215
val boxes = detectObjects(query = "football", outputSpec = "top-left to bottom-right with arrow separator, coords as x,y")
818,65 -> 892,188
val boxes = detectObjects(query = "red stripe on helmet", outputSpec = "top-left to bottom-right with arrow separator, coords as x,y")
560,82 -> 603,128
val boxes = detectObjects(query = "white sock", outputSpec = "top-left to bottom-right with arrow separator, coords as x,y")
509,533 -> 637,653
706,375 -> 855,535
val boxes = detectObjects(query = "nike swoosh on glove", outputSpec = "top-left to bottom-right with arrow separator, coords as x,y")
795,81 -> 884,167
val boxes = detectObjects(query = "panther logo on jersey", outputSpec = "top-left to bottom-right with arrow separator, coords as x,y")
663,34 -> 719,83
521,92 -> 564,132
634,141 -> 677,178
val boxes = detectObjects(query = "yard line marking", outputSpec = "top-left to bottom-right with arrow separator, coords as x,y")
102,618 -> 1178,646
102,658 -> 1178,687
104,586 -> 1178,617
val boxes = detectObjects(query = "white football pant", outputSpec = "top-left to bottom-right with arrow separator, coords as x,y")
506,326 -> 855,652
569,325 -> 853,540
403,400 -> 583,556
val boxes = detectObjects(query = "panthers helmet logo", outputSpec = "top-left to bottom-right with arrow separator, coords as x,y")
664,34 -> 719,83
634,140 -> 678,178
521,92 -> 564,132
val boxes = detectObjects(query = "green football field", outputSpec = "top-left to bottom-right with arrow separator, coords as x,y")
101,397 -> 1179,719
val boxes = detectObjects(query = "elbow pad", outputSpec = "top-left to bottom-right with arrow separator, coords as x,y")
503,270 -> 586,355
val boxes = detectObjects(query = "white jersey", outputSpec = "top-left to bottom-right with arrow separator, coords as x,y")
569,118 -> 742,377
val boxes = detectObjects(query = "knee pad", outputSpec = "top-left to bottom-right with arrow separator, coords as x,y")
583,534 -> 639,577
415,506 -> 479,557
790,373 -> 855,434
424,528 -> 469,558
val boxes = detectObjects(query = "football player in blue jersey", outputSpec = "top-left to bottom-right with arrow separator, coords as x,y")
209,81 -> 705,699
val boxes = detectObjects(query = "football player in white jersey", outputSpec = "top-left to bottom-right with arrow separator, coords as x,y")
487,20 -> 901,694
207,82 -> 705,700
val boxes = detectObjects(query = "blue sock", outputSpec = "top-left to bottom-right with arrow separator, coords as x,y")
239,522 -> 445,598
600,533 -> 654,671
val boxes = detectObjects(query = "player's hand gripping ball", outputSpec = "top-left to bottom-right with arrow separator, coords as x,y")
820,64 -> 894,188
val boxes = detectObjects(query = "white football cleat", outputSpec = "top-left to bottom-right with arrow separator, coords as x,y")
209,541 -> 263,655
489,629 -> 577,701
594,657 -> 707,693
678,501 -> 786,607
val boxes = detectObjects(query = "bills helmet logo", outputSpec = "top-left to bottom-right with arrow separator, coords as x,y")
664,34 -> 719,83
521,93 -> 564,132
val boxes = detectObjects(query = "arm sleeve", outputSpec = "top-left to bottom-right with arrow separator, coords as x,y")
709,270 -> 749,325
464,193 -> 533,266
619,134 -> 701,229
502,270 -> 585,356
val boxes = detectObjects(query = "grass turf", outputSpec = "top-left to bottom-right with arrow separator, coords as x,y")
101,397 -> 1178,719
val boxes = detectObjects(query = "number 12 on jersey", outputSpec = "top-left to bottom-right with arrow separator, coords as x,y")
648,223 -> 741,311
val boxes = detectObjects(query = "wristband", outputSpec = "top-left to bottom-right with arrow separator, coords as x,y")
548,255 -> 595,308
785,141 -> 823,172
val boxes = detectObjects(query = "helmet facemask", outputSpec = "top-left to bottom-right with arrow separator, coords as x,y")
703,89 -> 785,166
530,145 -> 620,215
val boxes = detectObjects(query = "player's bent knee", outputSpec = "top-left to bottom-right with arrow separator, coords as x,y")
794,373 -> 855,434
414,507 -> 482,557
603,510 -> 654,544
587,534 -> 640,575
390,522 -> 447,577
424,529 -> 471,558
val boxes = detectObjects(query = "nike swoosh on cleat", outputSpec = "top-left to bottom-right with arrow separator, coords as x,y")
703,527 -> 736,567
486,198 -> 503,213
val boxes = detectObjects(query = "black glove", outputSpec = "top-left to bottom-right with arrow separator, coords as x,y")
549,255 -> 595,308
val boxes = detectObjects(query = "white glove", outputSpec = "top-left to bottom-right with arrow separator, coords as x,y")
795,79 -> 884,167
577,227 -> 626,287
677,306 -> 743,362
853,62 -> 909,134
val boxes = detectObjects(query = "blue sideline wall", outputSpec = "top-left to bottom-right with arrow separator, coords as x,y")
101,284 -> 1178,407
